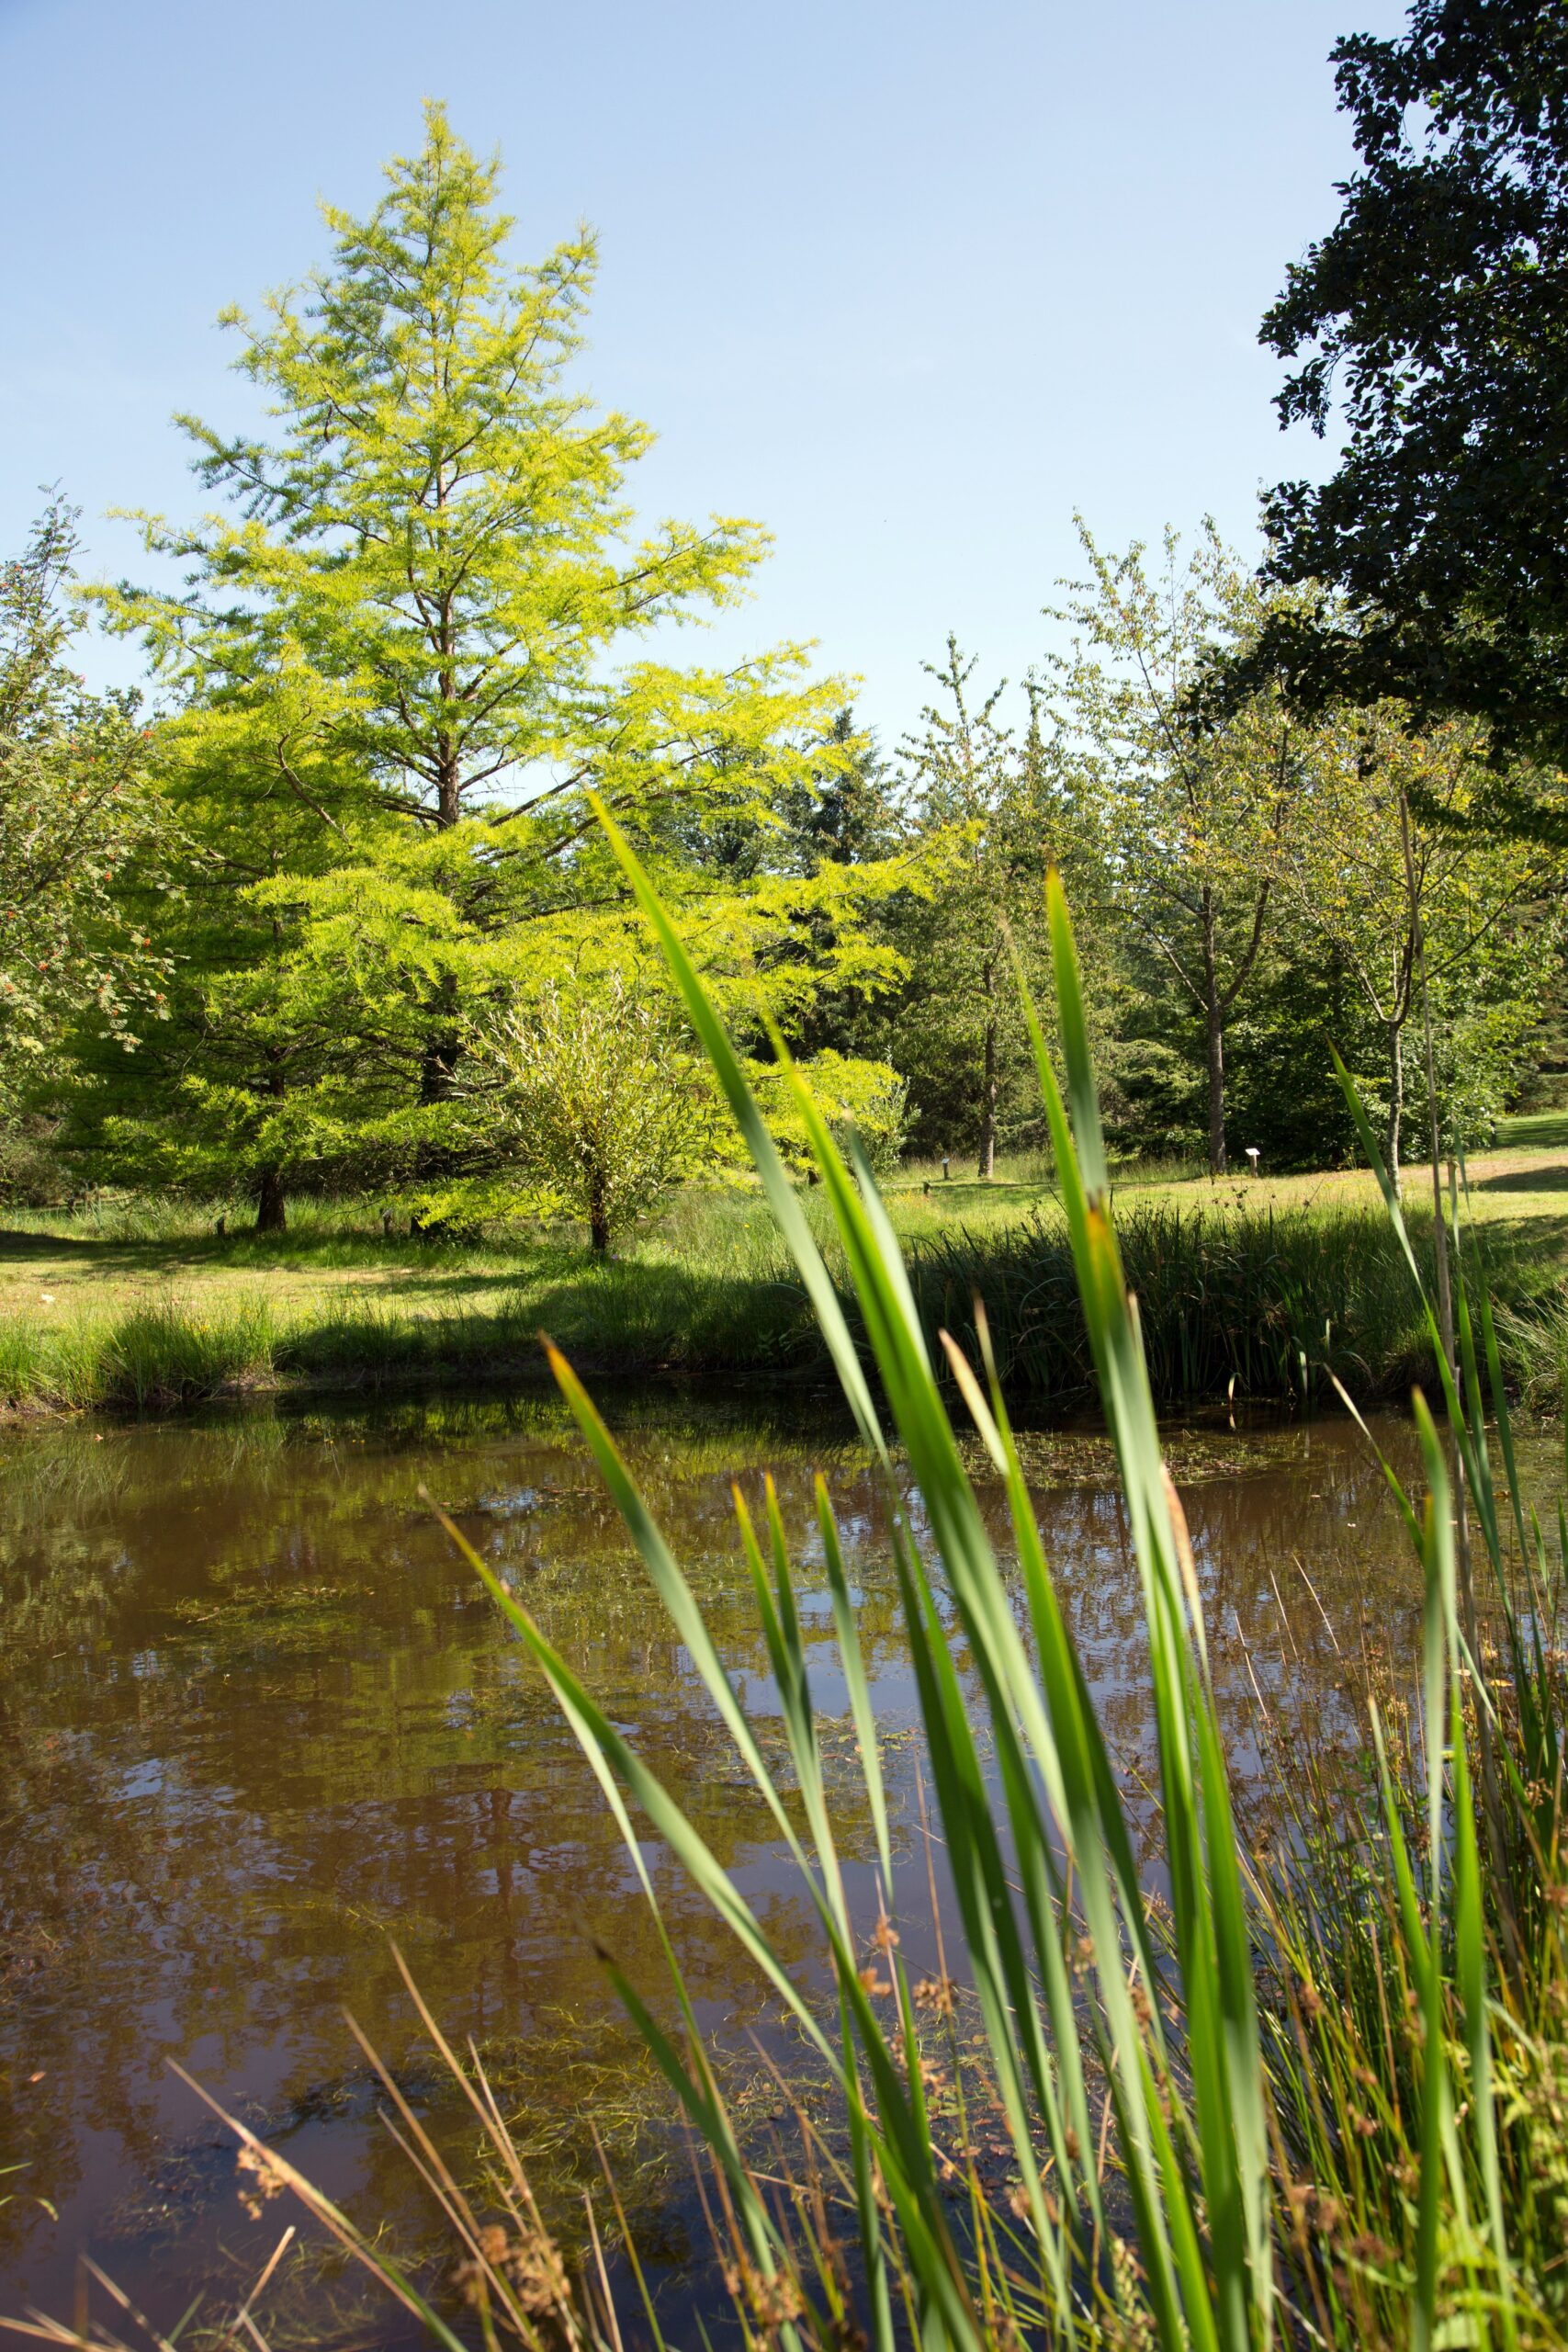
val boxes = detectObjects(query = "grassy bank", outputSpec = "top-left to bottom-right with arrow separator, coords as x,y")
0,1200 -> 823,1410
5,1117 -> 1568,1412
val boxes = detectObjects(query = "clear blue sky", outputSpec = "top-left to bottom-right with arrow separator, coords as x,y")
0,0 -> 1404,743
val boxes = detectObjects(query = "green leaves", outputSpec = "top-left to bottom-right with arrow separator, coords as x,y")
461,974 -> 720,1249
1257,0 -> 1568,771
0,500 -> 171,1113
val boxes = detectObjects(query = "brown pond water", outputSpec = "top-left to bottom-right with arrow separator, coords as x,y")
0,1388 -> 1548,2346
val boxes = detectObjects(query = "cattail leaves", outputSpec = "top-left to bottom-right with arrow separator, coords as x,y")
424,828 -> 1549,2350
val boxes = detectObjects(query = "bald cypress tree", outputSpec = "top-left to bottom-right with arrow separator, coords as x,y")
95,106 -> 874,1224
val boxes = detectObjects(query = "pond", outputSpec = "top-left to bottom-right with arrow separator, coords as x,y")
0,1386 -> 1524,2344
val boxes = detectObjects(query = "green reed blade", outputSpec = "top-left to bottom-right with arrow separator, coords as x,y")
587,790 -> 886,1464
546,1343 -> 808,1860
1450,1680 -> 1517,2344
428,1488 -> 839,2074
816,1479 -> 893,1890
1029,881 -> 1269,2348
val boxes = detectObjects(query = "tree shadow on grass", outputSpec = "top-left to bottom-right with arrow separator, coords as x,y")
1497,1111 -> 1568,1151
1472,1160 -> 1568,1194
276,1258 -> 824,1386
0,1229 -> 87,1260
0,1226 -> 546,1282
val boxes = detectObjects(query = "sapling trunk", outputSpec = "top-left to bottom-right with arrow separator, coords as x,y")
1205,1011 -> 1227,1177
1385,1019 -> 1404,1191
1201,888 -> 1228,1176
978,968 -> 998,1181
254,1167 -> 288,1233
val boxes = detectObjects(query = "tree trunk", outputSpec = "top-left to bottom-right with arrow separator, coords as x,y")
1204,1013 -> 1226,1178
1385,1019 -> 1404,1192
420,969 -> 461,1110
1201,890 -> 1227,1176
977,959 -> 998,1181
411,974 -> 461,1234
419,1030 -> 460,1111
255,1167 -> 288,1234
420,707 -> 462,1151
589,1188 -> 610,1253
437,756 -> 461,831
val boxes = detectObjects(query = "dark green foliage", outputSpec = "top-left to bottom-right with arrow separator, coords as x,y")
0,500 -> 167,1115
777,707 -> 910,1064
1253,0 -> 1568,775
1221,944 -> 1365,1171
1511,940 -> 1568,1109
785,706 -> 904,875
56,701 -> 375,1225
0,1114 -> 75,1208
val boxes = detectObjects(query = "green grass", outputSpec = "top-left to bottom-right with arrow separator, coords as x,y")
6,1105 -> 1568,1415
166,847 -> 1568,2352
0,1196 -> 827,1408
3,1177 -> 1566,1414
1497,1106 -> 1568,1151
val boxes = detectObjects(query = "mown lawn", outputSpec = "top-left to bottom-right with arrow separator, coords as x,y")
888,1116 -> 1568,1252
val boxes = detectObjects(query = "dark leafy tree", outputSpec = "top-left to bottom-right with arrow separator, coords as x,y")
1253,0 -> 1568,777
787,707 -> 902,871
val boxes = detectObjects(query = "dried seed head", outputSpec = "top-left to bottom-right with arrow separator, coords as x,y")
235,2143 -> 287,2223
913,1973 -> 955,2015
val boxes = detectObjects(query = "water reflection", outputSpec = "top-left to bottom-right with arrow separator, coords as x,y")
0,1390 -> 1532,2338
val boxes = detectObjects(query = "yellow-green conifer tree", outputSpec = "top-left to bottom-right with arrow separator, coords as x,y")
95,106 -> 905,1227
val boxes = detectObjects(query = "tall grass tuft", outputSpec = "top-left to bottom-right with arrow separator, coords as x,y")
0,1299 -> 277,1410
37,849 -> 1568,2352
96,1299 -> 277,1409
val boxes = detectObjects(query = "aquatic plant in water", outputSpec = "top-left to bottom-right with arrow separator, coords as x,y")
39,847 -> 1568,2351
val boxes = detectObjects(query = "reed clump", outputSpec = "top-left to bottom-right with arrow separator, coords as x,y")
124,844 -> 1568,2352
0,1299 -> 279,1411
909,1195 -> 1445,1407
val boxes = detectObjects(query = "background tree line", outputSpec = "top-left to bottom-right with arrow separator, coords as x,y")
5,35 -> 1567,1238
